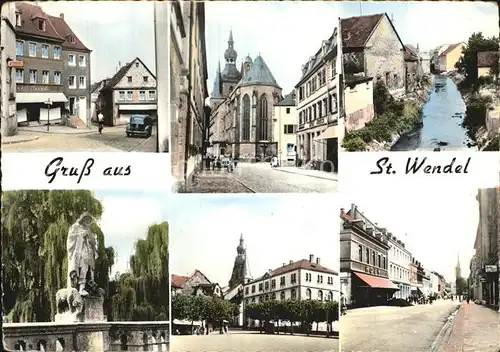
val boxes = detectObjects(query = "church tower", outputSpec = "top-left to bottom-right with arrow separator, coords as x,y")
210,60 -> 224,110
220,30 -> 242,98
455,253 -> 461,280
228,233 -> 251,289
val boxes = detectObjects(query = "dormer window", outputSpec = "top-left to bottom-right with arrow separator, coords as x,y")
67,35 -> 76,44
38,19 -> 46,32
15,13 -> 21,27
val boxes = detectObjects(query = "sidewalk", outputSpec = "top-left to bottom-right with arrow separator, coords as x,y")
18,124 -> 98,135
440,302 -> 499,352
273,166 -> 338,181
1,134 -> 39,145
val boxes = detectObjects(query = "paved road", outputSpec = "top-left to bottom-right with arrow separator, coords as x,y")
2,126 -> 157,152
341,301 -> 459,352
172,331 -> 338,352
187,163 -> 337,193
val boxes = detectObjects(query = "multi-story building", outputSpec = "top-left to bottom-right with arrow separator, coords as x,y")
422,269 -> 432,297
171,270 -> 222,298
97,58 -> 157,126
410,258 -> 426,297
340,205 -> 399,307
243,254 -> 338,328
209,31 -> 282,163
48,13 -> 91,126
273,91 -> 297,165
409,259 -> 418,294
295,22 -> 341,172
166,1 -> 209,190
387,233 -> 411,300
430,271 -> 445,297
437,42 -> 465,73
1,1 -> 17,136
14,2 -> 67,124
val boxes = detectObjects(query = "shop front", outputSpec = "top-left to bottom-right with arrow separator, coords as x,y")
483,265 -> 499,309
16,92 -> 68,125
351,271 -> 400,307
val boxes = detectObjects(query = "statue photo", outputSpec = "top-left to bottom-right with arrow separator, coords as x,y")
67,212 -> 99,296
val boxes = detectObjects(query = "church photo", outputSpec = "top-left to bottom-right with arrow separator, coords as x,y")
169,194 -> 340,351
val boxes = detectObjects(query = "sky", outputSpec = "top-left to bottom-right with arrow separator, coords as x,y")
170,194 -> 339,287
205,1 -> 498,96
40,1 -> 155,83
93,190 -> 170,277
340,1 -> 499,52
340,183 -> 481,283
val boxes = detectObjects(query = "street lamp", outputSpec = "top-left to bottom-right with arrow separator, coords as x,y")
45,97 -> 53,131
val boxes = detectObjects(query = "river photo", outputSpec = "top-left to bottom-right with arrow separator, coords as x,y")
392,75 -> 475,151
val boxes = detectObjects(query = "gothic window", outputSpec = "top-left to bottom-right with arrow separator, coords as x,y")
306,288 -> 311,300
280,291 -> 285,301
242,94 -> 250,141
258,95 -> 268,140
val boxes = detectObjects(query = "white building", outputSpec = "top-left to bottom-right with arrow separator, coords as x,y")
1,2 -> 17,137
422,270 -> 432,297
273,91 -> 297,165
430,271 -> 440,296
387,234 -> 411,300
243,254 -> 339,330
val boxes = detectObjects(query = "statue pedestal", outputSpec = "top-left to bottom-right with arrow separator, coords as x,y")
82,295 -> 106,322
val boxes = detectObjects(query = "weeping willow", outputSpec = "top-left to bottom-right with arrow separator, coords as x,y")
2,190 -> 114,323
110,222 -> 169,321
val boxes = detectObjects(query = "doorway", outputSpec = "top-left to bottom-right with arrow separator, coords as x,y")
69,97 -> 76,116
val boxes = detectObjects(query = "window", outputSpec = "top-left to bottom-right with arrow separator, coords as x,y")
143,76 -> 148,83
305,273 -> 312,282
16,41 -> 23,56
365,248 -> 369,264
41,44 -> 49,58
127,76 -> 132,83
383,256 -> 386,269
394,74 -> 399,88
135,62 -> 139,68
258,283 -> 263,292
291,273 -> 297,284
29,69 -> 37,84
78,55 -> 86,67
245,287 -> 249,295
38,19 -> 46,31
271,279 -> 276,289
258,95 -> 268,140
328,291 -> 334,301
15,13 -> 21,27
264,281 -> 269,290
385,72 -> 390,86
241,94 -> 251,140
79,76 -> 86,89
291,289 -> 297,300
372,251 -> 376,265
251,285 -> 255,293
283,124 -> 295,134
29,42 -> 37,57
271,293 -> 276,300
358,245 -> 363,261
280,291 -> 285,301
148,90 -> 156,100
286,107 -> 290,114
68,75 -> 76,88
41,70 -> 49,84
306,288 -> 311,299
280,276 -> 285,286
54,72 -> 61,84
299,87 -> 304,101
139,90 -> 145,101
53,46 -> 61,60
119,91 -> 125,100
68,54 -> 76,66
378,254 -> 381,268
126,91 -> 132,101
68,36 -> 76,44
318,290 -> 323,301
15,69 -> 24,83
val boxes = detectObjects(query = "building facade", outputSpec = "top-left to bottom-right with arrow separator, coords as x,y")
273,91 -> 297,165
295,23 -> 341,172
343,75 -> 374,140
242,254 -> 339,329
14,2 -> 67,124
387,234 -> 411,300
1,1 -> 17,136
97,57 -> 157,126
477,51 -> 499,78
340,205 -> 398,307
49,13 -> 91,126
210,31 -> 282,162
437,43 -> 465,73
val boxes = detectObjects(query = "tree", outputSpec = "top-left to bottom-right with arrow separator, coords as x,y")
455,32 -> 499,84
1,190 -> 113,323
456,277 -> 468,295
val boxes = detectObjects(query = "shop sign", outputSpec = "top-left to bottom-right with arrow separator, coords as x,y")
485,265 -> 498,273
7,60 -> 24,68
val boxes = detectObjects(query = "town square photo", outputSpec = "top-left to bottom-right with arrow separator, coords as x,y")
1,1 -> 162,152
339,183 -> 500,352
169,194 -> 340,352
2,190 -> 170,351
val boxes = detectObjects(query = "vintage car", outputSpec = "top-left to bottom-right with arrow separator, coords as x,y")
126,115 -> 153,137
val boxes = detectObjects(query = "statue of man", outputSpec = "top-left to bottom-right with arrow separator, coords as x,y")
67,212 -> 98,296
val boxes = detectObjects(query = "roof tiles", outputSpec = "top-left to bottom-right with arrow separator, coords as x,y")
341,14 -> 384,48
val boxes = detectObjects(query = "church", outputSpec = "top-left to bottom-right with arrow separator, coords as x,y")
209,31 -> 283,161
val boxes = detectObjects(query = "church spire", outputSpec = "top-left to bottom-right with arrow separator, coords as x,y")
229,29 -> 234,45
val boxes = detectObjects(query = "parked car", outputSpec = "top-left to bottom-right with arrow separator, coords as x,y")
126,115 -> 153,138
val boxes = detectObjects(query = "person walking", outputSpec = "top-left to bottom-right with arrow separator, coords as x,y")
97,111 -> 104,134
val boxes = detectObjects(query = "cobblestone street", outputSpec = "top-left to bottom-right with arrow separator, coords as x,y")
439,302 -> 500,352
172,331 -> 338,352
341,300 -> 459,352
186,162 -> 338,193
1,125 -> 157,152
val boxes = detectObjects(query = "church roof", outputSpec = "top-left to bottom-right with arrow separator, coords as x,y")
239,55 -> 280,88
211,62 -> 223,98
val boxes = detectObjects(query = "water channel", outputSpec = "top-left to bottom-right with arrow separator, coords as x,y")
391,75 -> 474,151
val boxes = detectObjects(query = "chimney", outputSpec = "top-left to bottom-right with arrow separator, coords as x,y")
316,257 -> 320,265
283,263 -> 285,267
118,61 -> 121,69
289,260 -> 293,265
350,203 -> 356,215
60,13 -> 64,19
309,254 -> 314,263
340,208 -> 345,217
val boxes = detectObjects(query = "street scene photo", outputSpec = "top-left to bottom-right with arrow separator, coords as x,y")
1,2 -> 159,152
340,184 -> 500,352
2,190 -> 170,351
169,195 -> 340,352
167,1 -> 340,193
337,1 -> 500,152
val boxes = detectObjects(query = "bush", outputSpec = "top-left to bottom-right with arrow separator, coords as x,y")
463,95 -> 493,132
342,136 -> 366,151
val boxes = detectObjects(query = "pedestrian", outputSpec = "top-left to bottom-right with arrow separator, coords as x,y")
97,111 -> 104,134
467,296 -> 470,304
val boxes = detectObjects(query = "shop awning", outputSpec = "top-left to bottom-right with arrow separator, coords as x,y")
16,92 -> 68,104
119,104 -> 157,111
411,286 -> 423,294
353,272 -> 399,290
173,319 -> 201,326
314,125 -> 339,141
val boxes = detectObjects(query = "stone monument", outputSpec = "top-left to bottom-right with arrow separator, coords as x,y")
55,212 -> 105,323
